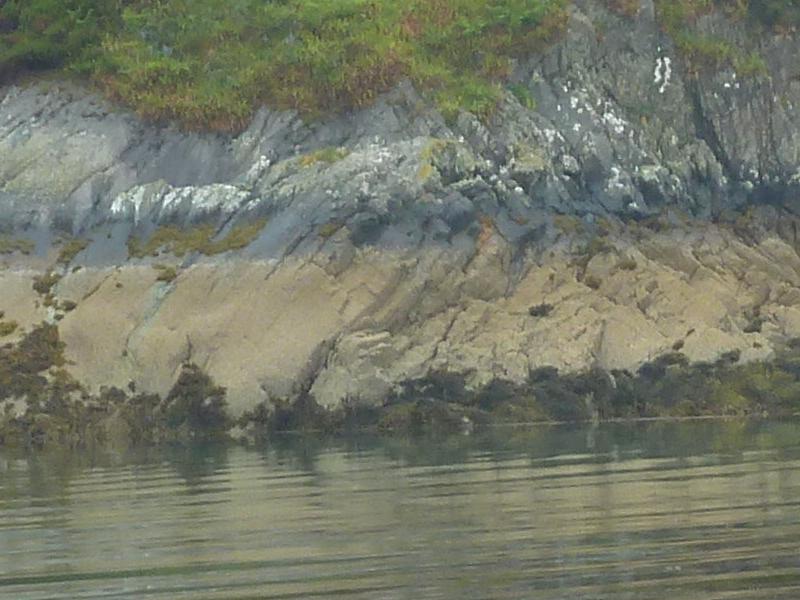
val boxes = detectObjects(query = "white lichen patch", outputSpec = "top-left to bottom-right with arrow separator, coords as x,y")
654,57 -> 672,94
242,154 -> 272,186
111,183 -> 249,223
600,101 -> 627,136
606,166 -> 627,192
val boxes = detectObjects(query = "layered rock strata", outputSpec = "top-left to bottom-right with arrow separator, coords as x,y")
1,0 -> 799,416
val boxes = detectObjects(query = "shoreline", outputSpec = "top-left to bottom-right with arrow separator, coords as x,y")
4,338 -> 800,450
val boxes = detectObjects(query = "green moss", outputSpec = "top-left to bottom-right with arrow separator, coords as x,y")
674,33 -> 737,71
299,147 -> 350,167
654,0 -> 780,76
0,321 -> 18,337
512,143 -> 548,172
204,220 -> 266,254
734,51 -> 768,77
616,256 -> 638,271
153,264 -> 178,283
128,219 -> 266,258
509,83 -> 537,109
319,222 -> 344,239
0,237 -> 34,255
56,238 -> 89,265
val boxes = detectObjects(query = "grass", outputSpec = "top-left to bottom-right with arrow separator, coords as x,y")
1,0 -> 795,131
1,0 -> 569,130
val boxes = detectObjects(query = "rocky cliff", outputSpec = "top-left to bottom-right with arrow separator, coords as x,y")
1,0 -> 800,416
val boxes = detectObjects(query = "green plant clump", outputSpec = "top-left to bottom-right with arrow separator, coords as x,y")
32,271 -> 61,296
2,0 -> 569,130
161,363 -> 231,440
0,321 -> 18,337
654,0 -> 796,75
0,0 -> 120,79
128,219 -> 266,259
56,238 -> 89,265
299,147 -> 350,167
0,328 -> 234,447
153,264 -> 178,283
0,323 -> 66,403
0,236 -> 34,255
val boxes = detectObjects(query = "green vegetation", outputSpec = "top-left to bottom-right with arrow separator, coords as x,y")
32,271 -> 61,295
0,323 -> 66,405
318,222 -> 344,239
509,83 -> 537,109
153,264 -> 178,283
4,325 -> 800,447
1,0 -> 568,129
161,363 -> 231,440
653,0 -> 798,75
656,0 -> 800,32
750,0 -> 800,28
0,327 -> 233,447
528,303 -> 554,317
128,219 -> 266,258
59,300 -> 78,312
0,0 -> 120,79
56,238 -> 89,265
404,345 -> 800,425
238,344 -> 800,439
0,236 -> 34,255
3,0 -> 797,129
299,147 -> 350,167
606,0 -> 641,18
0,320 -> 18,337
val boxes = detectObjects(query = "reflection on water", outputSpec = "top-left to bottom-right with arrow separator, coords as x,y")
1,420 -> 800,599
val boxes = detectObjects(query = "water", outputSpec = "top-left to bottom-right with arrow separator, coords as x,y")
1,420 -> 800,599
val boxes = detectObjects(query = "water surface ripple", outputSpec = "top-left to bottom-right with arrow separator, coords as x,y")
1,420 -> 799,599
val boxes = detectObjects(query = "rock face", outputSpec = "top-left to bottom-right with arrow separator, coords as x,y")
1,1 -> 800,414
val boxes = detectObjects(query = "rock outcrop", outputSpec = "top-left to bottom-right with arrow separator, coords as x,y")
1,0 -> 799,415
